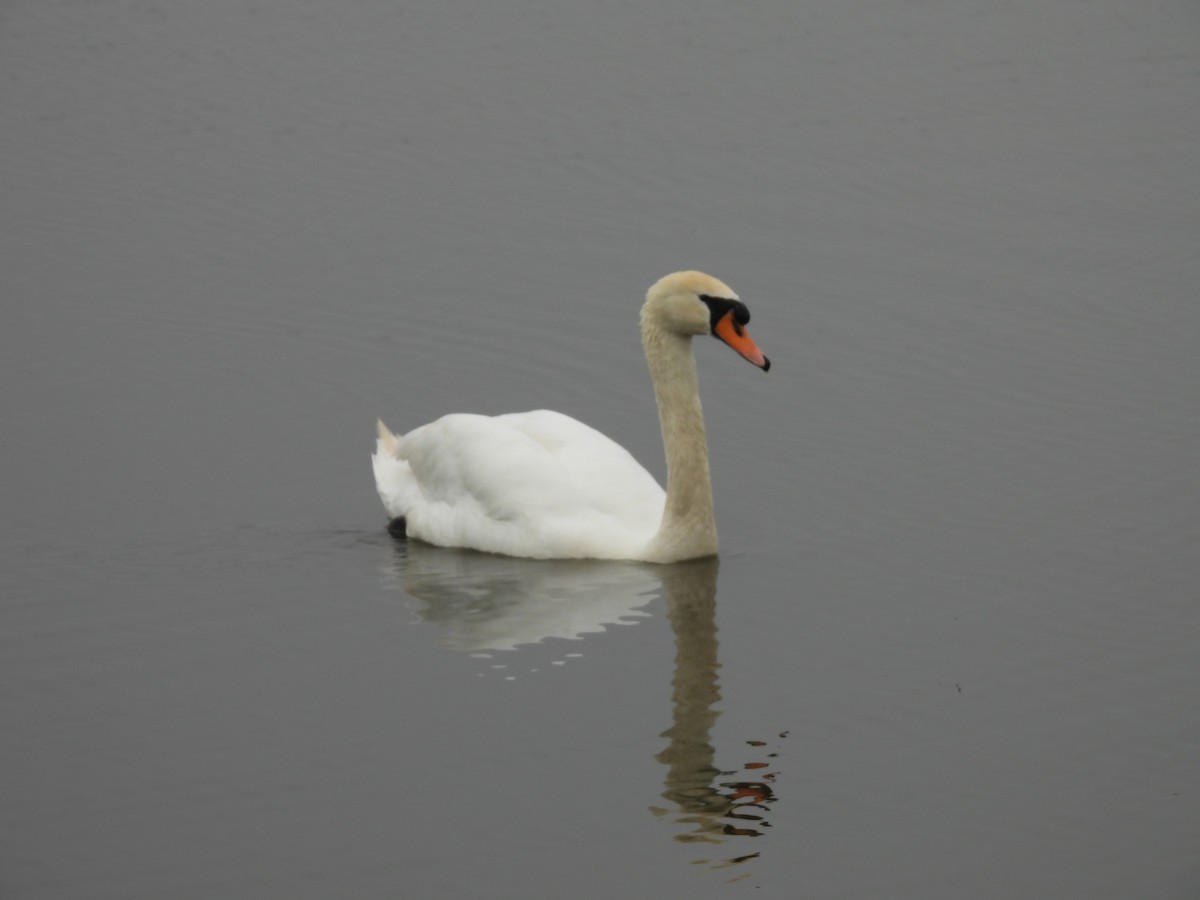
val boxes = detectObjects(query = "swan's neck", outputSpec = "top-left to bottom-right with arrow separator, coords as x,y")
643,321 -> 718,562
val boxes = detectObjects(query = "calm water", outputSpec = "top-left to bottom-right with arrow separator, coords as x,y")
2,0 -> 1198,896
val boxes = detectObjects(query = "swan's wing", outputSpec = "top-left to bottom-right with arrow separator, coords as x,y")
387,411 -> 664,558
494,410 -> 665,518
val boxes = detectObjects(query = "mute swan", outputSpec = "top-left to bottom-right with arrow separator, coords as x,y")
372,270 -> 770,563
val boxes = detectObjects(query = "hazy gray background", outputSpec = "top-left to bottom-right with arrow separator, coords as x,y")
2,0 -> 1197,896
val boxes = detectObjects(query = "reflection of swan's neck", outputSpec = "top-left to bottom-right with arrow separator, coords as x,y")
657,558 -> 722,775
642,319 -> 717,562
655,557 -> 728,838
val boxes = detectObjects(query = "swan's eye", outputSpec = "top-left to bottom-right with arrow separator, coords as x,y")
699,294 -> 749,334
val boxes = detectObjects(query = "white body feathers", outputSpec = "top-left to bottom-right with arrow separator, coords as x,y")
373,411 -> 665,560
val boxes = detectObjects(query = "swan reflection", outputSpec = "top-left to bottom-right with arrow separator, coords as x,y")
380,542 -> 782,870
651,558 -> 783,871
381,540 -> 660,652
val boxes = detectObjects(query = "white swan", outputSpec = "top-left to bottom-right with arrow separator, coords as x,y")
372,271 -> 770,563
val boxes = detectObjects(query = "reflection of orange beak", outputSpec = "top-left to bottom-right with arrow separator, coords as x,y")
714,311 -> 771,371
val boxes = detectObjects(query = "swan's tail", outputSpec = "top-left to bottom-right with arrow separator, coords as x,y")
376,418 -> 399,457
372,418 -> 416,520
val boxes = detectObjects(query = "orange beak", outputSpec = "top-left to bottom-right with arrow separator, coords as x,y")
714,310 -> 771,371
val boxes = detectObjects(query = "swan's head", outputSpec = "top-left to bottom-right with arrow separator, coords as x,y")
643,271 -> 771,371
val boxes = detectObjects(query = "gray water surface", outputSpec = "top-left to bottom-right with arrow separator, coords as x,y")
2,0 -> 1198,897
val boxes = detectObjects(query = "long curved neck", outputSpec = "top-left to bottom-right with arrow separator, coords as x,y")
642,318 -> 718,562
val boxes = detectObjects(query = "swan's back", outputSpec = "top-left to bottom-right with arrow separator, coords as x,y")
373,410 -> 665,560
